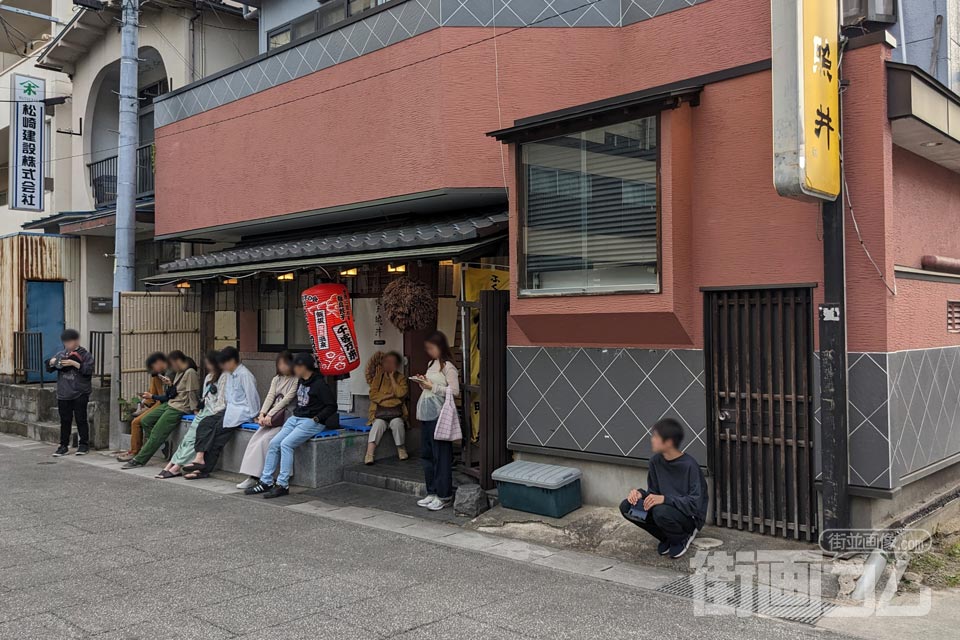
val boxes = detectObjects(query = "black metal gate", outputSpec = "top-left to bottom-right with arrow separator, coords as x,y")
460,289 -> 511,489
704,287 -> 817,540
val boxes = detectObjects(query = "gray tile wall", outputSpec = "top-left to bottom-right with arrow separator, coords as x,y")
888,347 -> 960,482
156,0 -> 709,127
507,346 -> 707,464
842,348 -> 960,490
507,346 -> 960,492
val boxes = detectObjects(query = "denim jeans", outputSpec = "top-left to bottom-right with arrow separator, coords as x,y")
260,416 -> 322,488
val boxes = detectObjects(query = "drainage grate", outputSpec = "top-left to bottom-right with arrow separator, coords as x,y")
656,575 -> 836,625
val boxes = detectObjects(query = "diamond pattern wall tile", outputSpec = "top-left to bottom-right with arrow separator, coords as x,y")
156,0 -> 711,127
508,347 -> 706,464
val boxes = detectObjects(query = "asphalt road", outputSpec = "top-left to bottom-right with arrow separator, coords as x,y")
0,437 -> 855,640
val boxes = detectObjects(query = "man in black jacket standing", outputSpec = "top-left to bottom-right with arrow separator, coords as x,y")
46,329 -> 95,457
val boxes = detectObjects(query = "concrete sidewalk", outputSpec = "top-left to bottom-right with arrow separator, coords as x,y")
0,433 -> 850,640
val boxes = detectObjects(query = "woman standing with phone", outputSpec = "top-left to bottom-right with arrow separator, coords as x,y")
412,332 -> 459,511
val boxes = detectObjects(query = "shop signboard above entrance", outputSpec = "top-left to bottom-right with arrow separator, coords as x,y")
772,0 -> 841,201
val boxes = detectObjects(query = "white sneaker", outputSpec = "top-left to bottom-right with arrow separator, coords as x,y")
236,477 -> 258,490
426,497 -> 451,511
417,494 -> 438,508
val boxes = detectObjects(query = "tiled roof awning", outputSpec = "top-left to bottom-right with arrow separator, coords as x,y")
145,212 -> 507,284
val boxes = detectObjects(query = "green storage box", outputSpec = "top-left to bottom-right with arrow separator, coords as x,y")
492,461 -> 582,518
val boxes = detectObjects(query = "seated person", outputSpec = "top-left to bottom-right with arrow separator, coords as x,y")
236,351 -> 298,489
183,347 -> 260,480
364,351 -> 409,465
117,352 -> 168,462
156,350 -> 225,479
245,353 -> 337,499
121,351 -> 200,469
619,418 -> 708,559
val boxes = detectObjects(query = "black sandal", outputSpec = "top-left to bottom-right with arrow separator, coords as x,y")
182,463 -> 204,473
184,471 -> 209,480
155,470 -> 181,479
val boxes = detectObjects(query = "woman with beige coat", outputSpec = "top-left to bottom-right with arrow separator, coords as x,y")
236,351 -> 298,489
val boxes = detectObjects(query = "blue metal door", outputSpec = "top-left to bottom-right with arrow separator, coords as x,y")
25,281 -> 65,383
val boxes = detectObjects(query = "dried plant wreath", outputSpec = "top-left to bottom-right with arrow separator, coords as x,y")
381,277 -> 436,332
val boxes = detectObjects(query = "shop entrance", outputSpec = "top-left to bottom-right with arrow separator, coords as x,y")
704,286 -> 818,540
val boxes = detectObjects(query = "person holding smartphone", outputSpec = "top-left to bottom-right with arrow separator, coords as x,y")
117,352 -> 169,463
620,418 -> 707,559
121,351 -> 200,469
47,329 -> 95,457
412,332 -> 459,512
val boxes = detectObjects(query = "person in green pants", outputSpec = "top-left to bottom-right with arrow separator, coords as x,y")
121,351 -> 200,469
155,351 -> 224,479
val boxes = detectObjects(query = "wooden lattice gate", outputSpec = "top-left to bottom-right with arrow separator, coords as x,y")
704,287 -> 818,540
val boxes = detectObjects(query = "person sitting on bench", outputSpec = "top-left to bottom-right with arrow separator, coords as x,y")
183,347 -> 260,480
619,418 -> 707,559
245,353 -> 337,499
121,351 -> 200,469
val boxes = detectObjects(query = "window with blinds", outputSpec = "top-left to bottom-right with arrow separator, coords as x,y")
949,301 -> 960,333
519,116 -> 659,295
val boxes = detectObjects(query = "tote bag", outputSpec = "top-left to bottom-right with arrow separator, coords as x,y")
433,387 -> 462,442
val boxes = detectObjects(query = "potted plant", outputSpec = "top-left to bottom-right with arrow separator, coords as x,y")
118,396 -> 141,422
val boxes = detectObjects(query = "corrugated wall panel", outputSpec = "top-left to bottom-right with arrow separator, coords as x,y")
0,234 -> 80,376
120,292 -> 200,399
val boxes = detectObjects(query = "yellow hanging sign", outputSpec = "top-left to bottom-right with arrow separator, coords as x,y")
773,0 -> 841,201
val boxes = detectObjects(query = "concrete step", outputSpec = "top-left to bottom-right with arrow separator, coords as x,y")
343,456 -> 427,496
0,419 -> 60,444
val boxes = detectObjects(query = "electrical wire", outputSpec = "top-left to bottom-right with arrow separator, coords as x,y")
491,0 -> 507,191
202,0 -> 251,63
838,40 -> 897,297
38,0 -> 610,169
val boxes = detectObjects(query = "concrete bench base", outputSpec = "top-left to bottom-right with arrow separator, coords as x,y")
172,420 -> 419,488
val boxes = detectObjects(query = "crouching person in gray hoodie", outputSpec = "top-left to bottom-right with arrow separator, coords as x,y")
47,329 -> 95,457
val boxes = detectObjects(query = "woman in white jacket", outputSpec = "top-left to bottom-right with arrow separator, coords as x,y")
236,351 -> 298,489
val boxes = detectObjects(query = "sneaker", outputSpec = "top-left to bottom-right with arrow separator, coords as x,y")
52,446 -> 69,457
121,460 -> 144,470
397,446 -> 409,461
244,481 -> 272,495
657,541 -> 671,556
263,485 -> 289,499
236,477 -> 258,490
75,445 -> 89,456
426,496 -> 451,511
417,494 -> 438,508
668,529 -> 698,559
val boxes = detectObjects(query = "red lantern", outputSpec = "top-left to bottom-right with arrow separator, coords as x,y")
300,283 -> 361,376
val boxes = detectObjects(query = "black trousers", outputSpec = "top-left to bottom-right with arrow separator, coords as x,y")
619,496 -> 696,544
58,395 -> 90,448
193,411 -> 234,472
420,419 -> 453,500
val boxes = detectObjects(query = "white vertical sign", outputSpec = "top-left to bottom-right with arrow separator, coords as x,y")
10,74 -> 45,212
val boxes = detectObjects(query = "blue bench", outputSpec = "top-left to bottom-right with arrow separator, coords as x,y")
180,414 -> 366,442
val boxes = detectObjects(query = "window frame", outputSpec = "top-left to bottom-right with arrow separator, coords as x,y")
265,0 -> 393,52
514,110 -> 663,299
257,308 -> 313,352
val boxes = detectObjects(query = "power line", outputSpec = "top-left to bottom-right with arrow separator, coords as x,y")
40,0 -> 608,167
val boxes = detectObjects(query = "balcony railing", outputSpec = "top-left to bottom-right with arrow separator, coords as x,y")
87,142 -> 155,209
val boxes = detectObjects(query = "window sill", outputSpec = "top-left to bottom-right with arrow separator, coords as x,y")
517,286 -> 661,299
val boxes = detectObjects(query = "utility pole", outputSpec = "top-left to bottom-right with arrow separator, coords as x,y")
819,189 -> 850,537
110,0 -> 140,449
